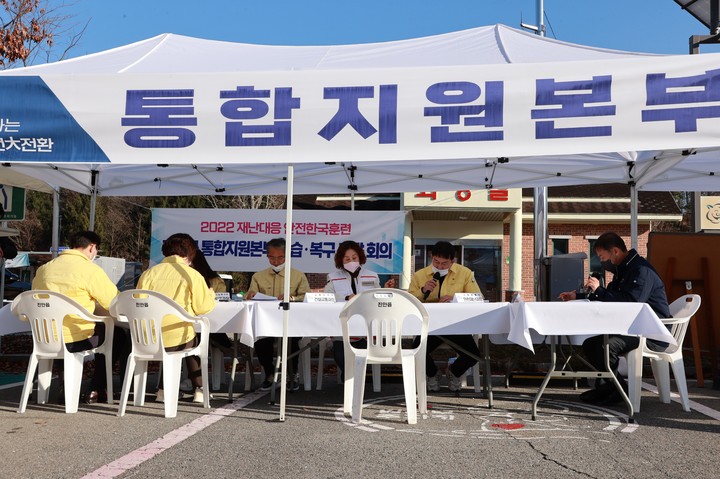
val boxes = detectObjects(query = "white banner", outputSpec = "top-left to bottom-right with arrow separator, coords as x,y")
3,53 -> 720,164
150,209 -> 405,274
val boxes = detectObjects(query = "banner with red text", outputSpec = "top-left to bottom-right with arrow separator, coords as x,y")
150,208 -> 405,274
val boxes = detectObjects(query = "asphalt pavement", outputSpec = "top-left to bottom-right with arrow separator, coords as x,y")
0,370 -> 719,479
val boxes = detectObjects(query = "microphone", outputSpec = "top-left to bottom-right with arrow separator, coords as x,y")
423,272 -> 442,300
585,272 -> 605,294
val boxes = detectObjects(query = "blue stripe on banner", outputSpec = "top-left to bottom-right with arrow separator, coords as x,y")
0,76 -> 110,162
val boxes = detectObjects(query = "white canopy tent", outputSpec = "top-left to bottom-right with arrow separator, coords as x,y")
2,24 -> 720,419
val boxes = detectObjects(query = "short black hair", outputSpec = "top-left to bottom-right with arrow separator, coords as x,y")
71,231 -> 101,249
266,238 -> 286,251
430,241 -> 455,260
594,232 -> 627,253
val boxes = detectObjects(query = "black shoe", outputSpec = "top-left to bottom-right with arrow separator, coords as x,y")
579,388 -> 603,404
259,380 -> 273,391
597,387 -> 625,406
288,379 -> 300,392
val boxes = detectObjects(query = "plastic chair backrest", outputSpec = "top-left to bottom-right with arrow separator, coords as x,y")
663,294 -> 701,354
111,289 -> 188,358
11,290 -> 92,357
339,288 -> 429,362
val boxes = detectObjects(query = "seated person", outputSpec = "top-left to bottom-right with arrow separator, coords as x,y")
408,241 -> 482,392
137,233 -> 216,403
190,250 -> 234,352
31,230 -> 130,404
559,231 -> 670,405
245,238 -> 310,392
324,240 -> 395,380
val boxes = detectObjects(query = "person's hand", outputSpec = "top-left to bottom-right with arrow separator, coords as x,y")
244,291 -> 256,300
277,294 -> 285,301
438,295 -> 453,303
423,279 -> 437,294
584,276 -> 600,293
558,290 -> 576,301
384,278 -> 396,288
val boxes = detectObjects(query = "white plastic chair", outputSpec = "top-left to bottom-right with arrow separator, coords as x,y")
13,290 -> 115,414
111,290 -> 211,418
340,288 -> 429,425
627,294 -> 701,413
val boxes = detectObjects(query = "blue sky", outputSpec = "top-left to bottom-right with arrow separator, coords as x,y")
63,0 -> 720,57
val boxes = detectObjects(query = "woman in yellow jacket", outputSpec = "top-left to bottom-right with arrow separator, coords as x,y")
137,233 -> 216,403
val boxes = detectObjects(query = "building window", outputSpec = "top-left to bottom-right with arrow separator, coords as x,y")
552,238 -> 569,255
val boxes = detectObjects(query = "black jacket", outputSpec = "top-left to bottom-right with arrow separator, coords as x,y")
588,249 -> 670,319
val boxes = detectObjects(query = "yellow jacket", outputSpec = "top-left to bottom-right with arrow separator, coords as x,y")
32,249 -> 119,343
247,267 -> 310,301
137,256 -> 216,348
408,263 -> 480,303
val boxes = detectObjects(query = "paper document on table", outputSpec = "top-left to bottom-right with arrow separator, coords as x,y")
251,292 -> 279,301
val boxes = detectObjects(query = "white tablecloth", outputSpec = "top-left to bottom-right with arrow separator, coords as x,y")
509,300 -> 677,352
1,299 -> 678,353
0,303 -> 29,335
250,300 -> 512,339
0,301 -> 253,346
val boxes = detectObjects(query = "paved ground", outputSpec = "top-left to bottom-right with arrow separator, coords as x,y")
0,369 -> 718,479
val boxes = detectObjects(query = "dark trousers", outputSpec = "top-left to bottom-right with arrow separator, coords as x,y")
412,334 -> 481,377
65,323 -> 131,392
254,337 -> 299,380
582,334 -> 639,389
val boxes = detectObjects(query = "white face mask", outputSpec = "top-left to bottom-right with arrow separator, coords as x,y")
344,261 -> 360,273
271,263 -> 285,273
431,265 -> 449,277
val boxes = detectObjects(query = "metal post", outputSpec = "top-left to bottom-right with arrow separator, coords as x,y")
89,170 -> 98,231
52,187 -> 60,258
279,164 -> 295,421
533,187 -> 548,302
630,184 -> 638,250
532,0 -> 548,302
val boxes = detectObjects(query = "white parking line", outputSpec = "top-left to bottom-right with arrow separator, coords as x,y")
641,381 -> 720,421
80,391 -> 267,479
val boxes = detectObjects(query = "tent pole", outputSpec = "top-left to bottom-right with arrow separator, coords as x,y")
533,187 -> 548,301
279,164 -> 294,421
52,187 -> 60,258
89,170 -> 98,231
630,184 -> 638,250
532,0 -> 548,302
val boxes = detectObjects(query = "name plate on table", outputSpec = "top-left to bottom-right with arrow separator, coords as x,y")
215,292 -> 230,302
453,292 -> 485,302
304,292 -> 336,303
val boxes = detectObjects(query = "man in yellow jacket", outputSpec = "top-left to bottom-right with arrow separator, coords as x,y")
245,237 -> 310,391
32,230 -> 129,404
409,241 -> 482,393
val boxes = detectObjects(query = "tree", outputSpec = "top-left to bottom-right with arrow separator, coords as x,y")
0,0 -> 86,68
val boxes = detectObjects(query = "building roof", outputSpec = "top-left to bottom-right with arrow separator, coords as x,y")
521,185 -> 680,216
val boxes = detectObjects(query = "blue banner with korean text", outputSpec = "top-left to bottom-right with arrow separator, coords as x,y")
3,53 -> 720,163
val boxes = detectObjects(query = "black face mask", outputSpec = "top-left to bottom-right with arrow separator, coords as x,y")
600,260 -> 616,274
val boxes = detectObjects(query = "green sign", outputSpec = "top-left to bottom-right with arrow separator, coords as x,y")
0,185 -> 25,221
